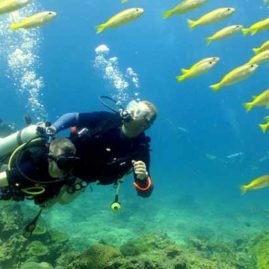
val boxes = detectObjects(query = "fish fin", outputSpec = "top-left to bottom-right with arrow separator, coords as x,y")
163,10 -> 172,19
259,123 -> 268,134
10,23 -> 21,30
96,23 -> 106,34
210,83 -> 221,92
243,102 -> 253,112
252,48 -> 259,55
252,95 -> 257,99
187,19 -> 196,29
206,37 -> 212,45
250,30 -> 257,36
240,185 -> 248,195
181,68 -> 189,74
241,28 -> 250,36
176,75 -> 185,83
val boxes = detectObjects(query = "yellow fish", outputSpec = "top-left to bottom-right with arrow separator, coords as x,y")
176,57 -> 219,82
10,11 -> 56,30
188,7 -> 235,29
0,0 -> 31,15
121,0 -> 128,3
96,8 -> 144,34
244,89 -> 269,112
163,0 -> 208,19
210,63 -> 258,92
242,18 -> 269,36
206,25 -> 243,45
248,50 -> 269,65
241,175 -> 269,194
253,40 -> 269,55
259,116 -> 269,133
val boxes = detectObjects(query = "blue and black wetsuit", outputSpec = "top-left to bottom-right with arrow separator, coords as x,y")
53,112 -> 154,197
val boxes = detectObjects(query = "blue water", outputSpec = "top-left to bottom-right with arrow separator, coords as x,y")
1,0 -> 269,250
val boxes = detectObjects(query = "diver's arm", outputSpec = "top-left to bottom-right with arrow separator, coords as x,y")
52,112 -> 115,133
52,113 -> 80,133
132,157 -> 154,198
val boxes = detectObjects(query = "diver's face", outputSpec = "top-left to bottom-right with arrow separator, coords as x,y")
48,149 -> 65,178
124,114 -> 152,137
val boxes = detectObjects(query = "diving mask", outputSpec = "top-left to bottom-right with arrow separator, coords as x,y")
125,100 -> 151,121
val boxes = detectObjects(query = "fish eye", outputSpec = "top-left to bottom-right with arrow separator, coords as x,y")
136,8 -> 139,11
227,8 -> 231,11
250,64 -> 254,68
209,61 -> 212,64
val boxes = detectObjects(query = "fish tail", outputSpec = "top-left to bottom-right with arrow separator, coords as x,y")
163,10 -> 172,19
176,75 -> 185,83
259,123 -> 268,134
96,23 -> 106,34
242,28 -> 250,36
187,19 -> 196,29
206,37 -> 212,45
243,102 -> 253,112
10,23 -> 21,30
240,185 -> 248,195
181,68 -> 189,74
252,48 -> 260,55
210,83 -> 221,92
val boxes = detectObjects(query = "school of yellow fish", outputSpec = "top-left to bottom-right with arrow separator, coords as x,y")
3,0 -> 269,193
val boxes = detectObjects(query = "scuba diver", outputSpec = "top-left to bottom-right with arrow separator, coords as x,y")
0,135 -> 80,206
0,97 -> 156,208
50,97 -> 157,206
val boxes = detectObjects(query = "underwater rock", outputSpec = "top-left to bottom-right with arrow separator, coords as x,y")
252,232 -> 269,269
26,240 -> 49,258
120,233 -> 172,257
66,243 -> 121,269
20,261 -> 54,269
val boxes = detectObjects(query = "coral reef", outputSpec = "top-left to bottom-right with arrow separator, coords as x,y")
65,243 -> 121,269
0,202 -> 267,269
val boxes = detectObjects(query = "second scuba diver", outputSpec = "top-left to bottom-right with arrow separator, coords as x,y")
0,98 -> 157,209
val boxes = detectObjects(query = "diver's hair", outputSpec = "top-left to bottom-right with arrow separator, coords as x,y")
49,137 -> 76,156
141,100 -> 157,123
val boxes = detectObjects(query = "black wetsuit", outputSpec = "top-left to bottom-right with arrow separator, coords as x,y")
53,111 -> 154,197
3,140 -> 64,205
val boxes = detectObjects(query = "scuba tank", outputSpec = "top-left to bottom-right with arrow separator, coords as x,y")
0,124 -> 43,159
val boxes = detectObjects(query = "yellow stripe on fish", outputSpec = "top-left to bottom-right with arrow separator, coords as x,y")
248,50 -> 269,65
0,0 -> 31,15
163,0 -> 208,19
244,89 -> 269,112
253,40 -> 269,55
241,175 -> 269,194
210,63 -> 258,92
96,8 -> 144,34
176,57 -> 219,82
242,18 -> 269,36
188,7 -> 235,29
10,11 -> 57,30
206,25 -> 243,45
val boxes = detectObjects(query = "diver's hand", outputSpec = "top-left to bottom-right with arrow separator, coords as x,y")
36,122 -> 56,137
132,160 -> 148,180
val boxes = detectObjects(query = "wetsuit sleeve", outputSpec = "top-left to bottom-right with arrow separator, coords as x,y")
133,150 -> 154,198
53,112 -> 116,133
53,113 -> 80,133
